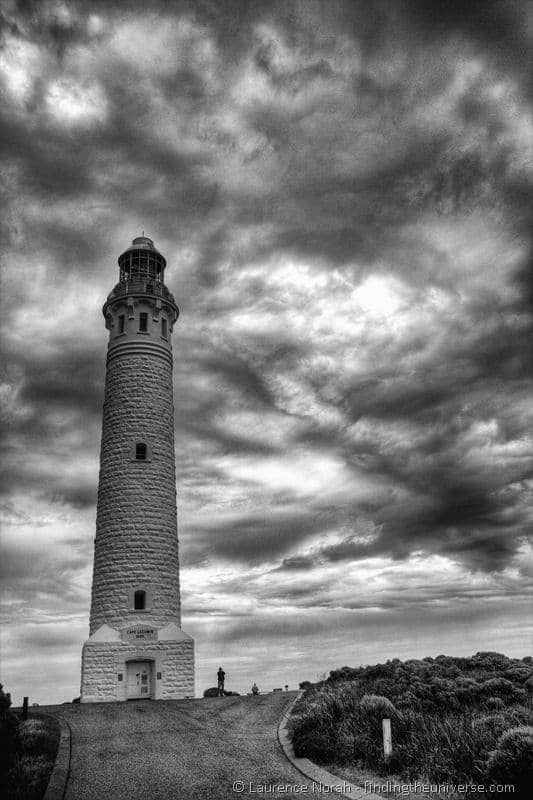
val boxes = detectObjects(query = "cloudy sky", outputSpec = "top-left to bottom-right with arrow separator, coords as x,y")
1,0 -> 532,704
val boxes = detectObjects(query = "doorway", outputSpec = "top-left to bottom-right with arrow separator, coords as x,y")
126,661 -> 152,699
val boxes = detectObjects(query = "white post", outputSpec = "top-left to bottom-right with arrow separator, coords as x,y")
382,718 -> 392,758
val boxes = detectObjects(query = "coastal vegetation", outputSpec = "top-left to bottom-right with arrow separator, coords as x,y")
0,684 -> 59,800
290,653 -> 532,796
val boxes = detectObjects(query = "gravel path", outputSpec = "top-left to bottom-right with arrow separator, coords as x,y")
44,693 -> 339,800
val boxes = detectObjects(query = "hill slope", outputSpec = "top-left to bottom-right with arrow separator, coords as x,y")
44,693 -> 336,800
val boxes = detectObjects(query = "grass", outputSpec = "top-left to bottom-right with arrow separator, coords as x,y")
2,715 -> 60,800
289,653 -> 532,798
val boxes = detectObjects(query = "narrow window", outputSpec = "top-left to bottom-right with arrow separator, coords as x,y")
161,318 -> 168,339
134,590 -> 146,610
135,442 -> 147,460
139,312 -> 148,332
118,314 -> 125,334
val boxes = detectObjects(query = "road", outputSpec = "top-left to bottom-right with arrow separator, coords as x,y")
45,692 -> 339,800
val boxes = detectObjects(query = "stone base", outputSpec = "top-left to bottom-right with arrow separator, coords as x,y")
80,631 -> 194,702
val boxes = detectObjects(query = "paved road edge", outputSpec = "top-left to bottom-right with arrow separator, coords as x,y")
43,715 -> 71,800
277,693 -> 383,800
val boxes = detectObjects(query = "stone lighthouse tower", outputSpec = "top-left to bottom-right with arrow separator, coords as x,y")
80,236 -> 194,702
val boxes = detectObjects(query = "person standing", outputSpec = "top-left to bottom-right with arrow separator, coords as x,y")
251,682 -> 259,695
217,666 -> 226,696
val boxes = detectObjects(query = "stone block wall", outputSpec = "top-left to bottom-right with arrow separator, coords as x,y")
80,648 -> 118,701
90,347 -> 181,633
81,638 -> 194,702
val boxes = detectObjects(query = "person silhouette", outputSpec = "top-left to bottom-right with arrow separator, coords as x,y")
217,666 -> 225,696
251,682 -> 259,695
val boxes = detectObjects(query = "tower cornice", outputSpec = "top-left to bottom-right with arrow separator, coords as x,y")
103,285 -> 179,323
106,338 -> 174,366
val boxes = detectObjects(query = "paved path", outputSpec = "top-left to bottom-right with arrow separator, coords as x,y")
43,693 -> 343,800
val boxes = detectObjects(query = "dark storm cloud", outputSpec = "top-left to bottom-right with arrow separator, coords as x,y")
185,506 -> 334,565
403,0 -> 530,84
330,431 -> 532,573
15,626 -> 83,651
214,598 -> 530,646
250,569 -> 532,610
0,334 -> 104,507
47,483 -> 98,509
201,353 -> 274,407
1,0 -> 101,51
277,554 -> 317,571
0,114 -> 94,202
0,541 -> 88,599
22,218 -> 111,274
0,340 -> 104,442
17,347 -> 104,412
3,0 -> 529,281
0,451 -> 99,507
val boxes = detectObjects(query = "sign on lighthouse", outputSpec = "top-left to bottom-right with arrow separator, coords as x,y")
80,236 -> 194,702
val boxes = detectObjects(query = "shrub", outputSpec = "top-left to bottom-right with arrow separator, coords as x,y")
292,654 -> 531,785
17,719 -> 55,758
5,753 -> 50,799
203,687 -> 240,697
2,714 -> 59,800
504,667 -> 532,683
472,713 -> 508,748
479,678 -> 523,702
0,683 -> 19,779
486,726 -> 533,798
485,696 -> 505,711
359,695 -> 396,717
290,685 -> 356,763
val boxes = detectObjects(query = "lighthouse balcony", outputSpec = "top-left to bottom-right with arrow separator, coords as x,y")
108,280 -> 175,303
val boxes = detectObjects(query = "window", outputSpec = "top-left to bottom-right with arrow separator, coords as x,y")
139,312 -> 148,332
135,442 -> 147,460
128,586 -> 152,610
161,318 -> 168,339
118,314 -> 125,334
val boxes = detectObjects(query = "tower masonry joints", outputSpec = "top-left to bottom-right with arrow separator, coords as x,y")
81,236 -> 194,702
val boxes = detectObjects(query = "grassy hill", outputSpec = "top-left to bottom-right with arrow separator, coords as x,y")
290,652 -> 532,797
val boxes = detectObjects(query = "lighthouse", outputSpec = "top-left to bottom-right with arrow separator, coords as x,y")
80,236 -> 194,702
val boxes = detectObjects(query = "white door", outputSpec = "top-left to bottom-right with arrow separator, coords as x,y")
126,661 -> 152,699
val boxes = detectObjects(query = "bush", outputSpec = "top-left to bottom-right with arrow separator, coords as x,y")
486,726 -> 533,798
504,667 -> 532,683
2,713 -> 59,800
203,687 -> 240,697
479,678 -> 524,703
291,653 -> 531,785
17,719 -> 55,758
472,713 -> 509,748
290,685 -> 356,762
0,683 -> 19,780
360,695 -> 396,717
485,696 -> 505,711
5,754 -> 50,799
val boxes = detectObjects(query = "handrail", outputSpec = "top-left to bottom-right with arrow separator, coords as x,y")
108,281 -> 174,300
